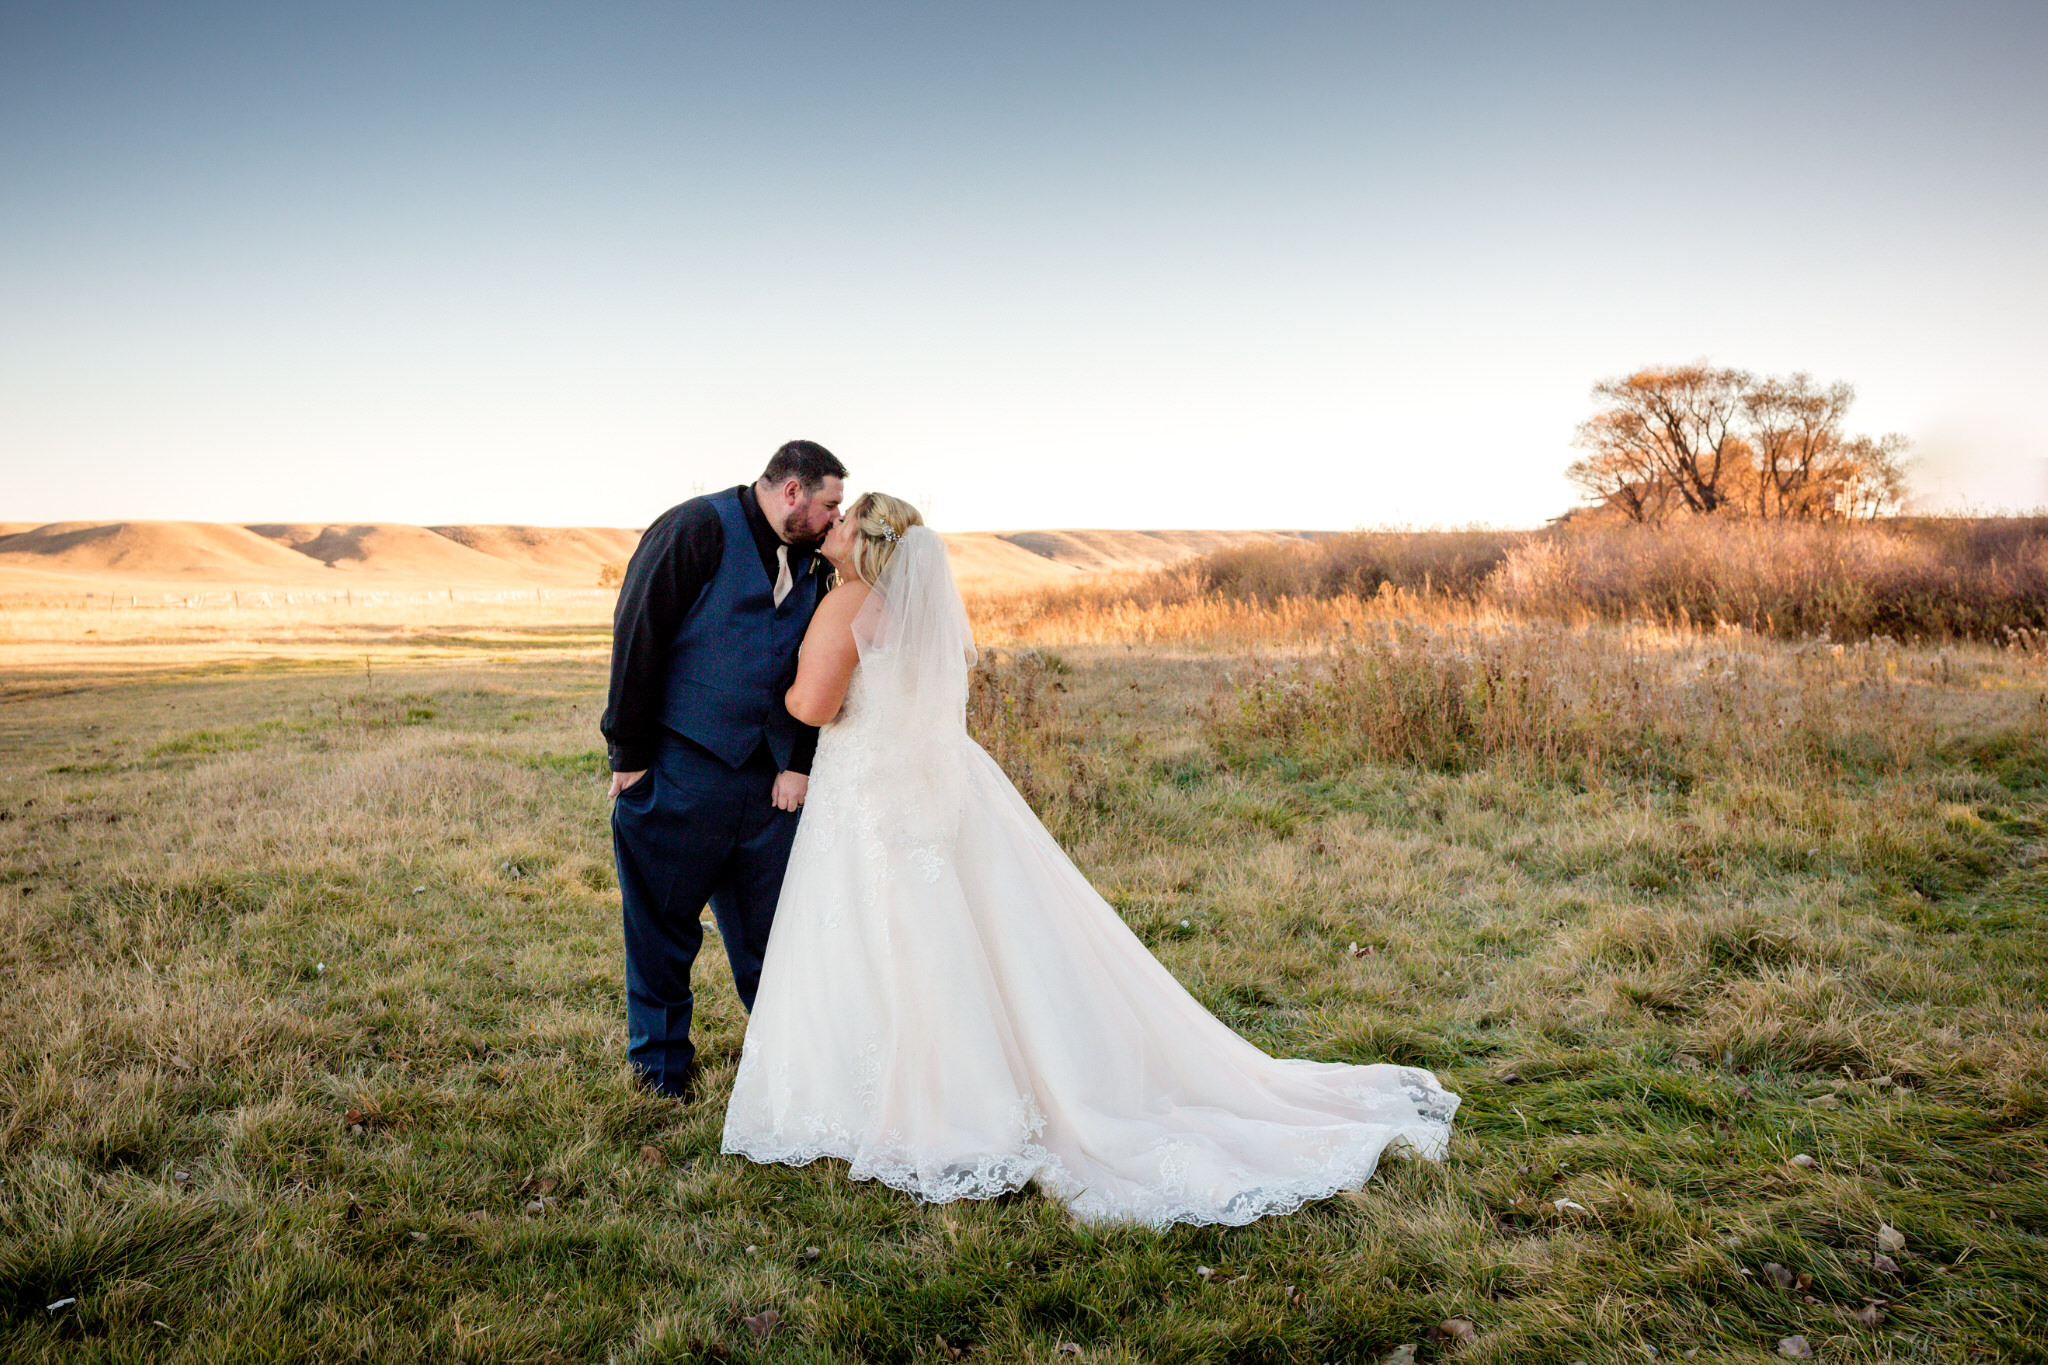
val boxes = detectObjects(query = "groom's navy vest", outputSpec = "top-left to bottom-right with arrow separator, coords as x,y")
657,489 -> 821,770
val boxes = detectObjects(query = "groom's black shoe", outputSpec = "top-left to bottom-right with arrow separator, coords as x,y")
635,1060 -> 700,1105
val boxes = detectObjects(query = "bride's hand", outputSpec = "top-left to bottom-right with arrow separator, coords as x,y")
771,771 -> 808,812
609,770 -> 647,800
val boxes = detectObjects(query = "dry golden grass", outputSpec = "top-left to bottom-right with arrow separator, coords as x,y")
973,518 -> 2048,649
2,542 -> 2045,1362
1493,518 -> 2048,642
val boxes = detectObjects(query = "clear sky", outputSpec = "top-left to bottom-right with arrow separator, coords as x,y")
3,1 -> 2044,531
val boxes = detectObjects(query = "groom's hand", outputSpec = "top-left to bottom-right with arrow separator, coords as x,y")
771,771 -> 808,812
609,770 -> 647,800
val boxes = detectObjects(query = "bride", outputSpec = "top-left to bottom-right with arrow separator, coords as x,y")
721,493 -> 1458,1227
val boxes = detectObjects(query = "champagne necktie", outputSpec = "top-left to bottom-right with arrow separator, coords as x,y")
773,545 -> 793,607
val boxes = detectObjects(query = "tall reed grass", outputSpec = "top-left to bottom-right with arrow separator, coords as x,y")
972,517 -> 2048,647
1493,516 -> 2048,641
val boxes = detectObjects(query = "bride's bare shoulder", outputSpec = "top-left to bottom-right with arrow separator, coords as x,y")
824,578 -> 871,609
804,579 -> 870,637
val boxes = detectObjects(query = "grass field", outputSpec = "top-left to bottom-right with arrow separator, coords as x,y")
2,587 -> 2046,1362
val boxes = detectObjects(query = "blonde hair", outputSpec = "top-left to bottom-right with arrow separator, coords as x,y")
844,491 -> 924,585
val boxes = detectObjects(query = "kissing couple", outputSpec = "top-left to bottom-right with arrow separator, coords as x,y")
600,440 -> 1458,1228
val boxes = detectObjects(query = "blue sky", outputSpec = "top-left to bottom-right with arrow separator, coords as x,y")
3,1 -> 2044,530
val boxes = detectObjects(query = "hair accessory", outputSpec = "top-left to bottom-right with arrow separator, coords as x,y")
881,526 -> 900,543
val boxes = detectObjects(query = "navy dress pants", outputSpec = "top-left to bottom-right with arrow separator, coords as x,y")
611,734 -> 798,1097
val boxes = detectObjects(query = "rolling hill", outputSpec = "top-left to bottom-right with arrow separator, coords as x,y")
0,520 -> 1313,596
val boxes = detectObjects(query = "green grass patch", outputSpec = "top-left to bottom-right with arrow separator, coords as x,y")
1,643 -> 2043,1361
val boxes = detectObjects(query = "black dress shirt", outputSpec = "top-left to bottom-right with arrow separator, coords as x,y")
601,485 -> 820,774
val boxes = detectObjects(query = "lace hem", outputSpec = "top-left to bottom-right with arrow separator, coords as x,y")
722,1120 -> 1453,1229
721,1135 -> 1063,1207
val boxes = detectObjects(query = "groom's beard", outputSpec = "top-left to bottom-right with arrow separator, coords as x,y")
784,504 -> 834,549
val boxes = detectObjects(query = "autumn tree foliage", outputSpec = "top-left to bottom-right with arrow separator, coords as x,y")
1567,364 -> 1908,524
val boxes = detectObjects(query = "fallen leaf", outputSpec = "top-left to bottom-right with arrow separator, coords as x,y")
1196,1265 -> 1214,1280
799,1246 -> 822,1262
1497,1070 -> 1523,1085
343,1108 -> 366,1126
1778,1336 -> 1812,1359
172,1169 -> 193,1186
1379,1346 -> 1418,1365
1058,1345 -> 1083,1358
1762,1263 -> 1796,1290
1872,1252 -> 1900,1274
935,1337 -> 964,1361
1553,1198 -> 1590,1214
1804,1094 -> 1840,1108
1853,1303 -> 1882,1327
638,1144 -> 667,1168
1430,1319 -> 1478,1347
1869,1074 -> 1893,1087
1795,1272 -> 1813,1292
742,1309 -> 783,1341
168,1054 -> 194,1072
46,1298 -> 76,1312
408,1231 -> 428,1243
1790,1154 -> 1816,1169
1877,1223 -> 1906,1253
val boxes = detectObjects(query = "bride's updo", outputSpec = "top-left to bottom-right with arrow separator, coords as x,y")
845,491 -> 923,584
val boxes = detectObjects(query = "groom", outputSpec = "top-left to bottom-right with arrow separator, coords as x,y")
601,440 -> 847,1099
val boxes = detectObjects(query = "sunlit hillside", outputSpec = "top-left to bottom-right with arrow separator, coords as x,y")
0,520 -> 1322,601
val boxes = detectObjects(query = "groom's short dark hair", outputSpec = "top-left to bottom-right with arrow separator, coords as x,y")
759,440 -> 847,493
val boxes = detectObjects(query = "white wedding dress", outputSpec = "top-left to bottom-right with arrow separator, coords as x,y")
721,529 -> 1458,1227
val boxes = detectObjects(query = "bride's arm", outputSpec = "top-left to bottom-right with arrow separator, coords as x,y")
785,581 -> 870,726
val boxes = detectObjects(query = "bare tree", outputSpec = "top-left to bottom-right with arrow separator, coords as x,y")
1744,373 -> 1853,518
1831,433 -> 1911,519
1568,365 -> 1752,520
1565,403 -> 1666,523
1569,363 -> 1909,523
